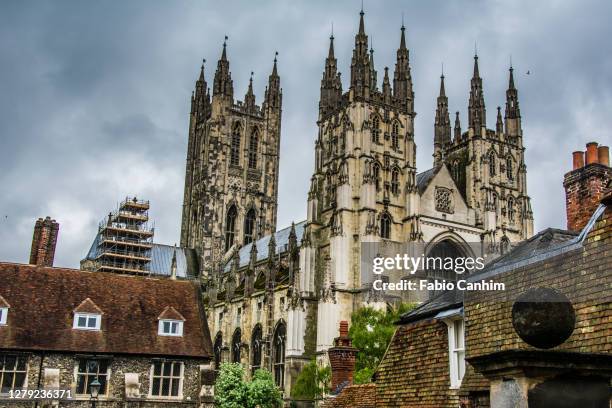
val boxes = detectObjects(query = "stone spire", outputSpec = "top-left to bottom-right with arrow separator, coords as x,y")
382,67 -> 391,101
393,23 -> 414,113
496,106 -> 503,135
434,73 -> 451,166
244,71 -> 256,111
213,36 -> 233,100
193,59 -> 210,120
349,9 -> 371,99
369,39 -> 377,91
454,111 -> 462,141
265,52 -> 281,109
468,53 -> 486,130
320,33 -> 342,115
505,65 -> 521,120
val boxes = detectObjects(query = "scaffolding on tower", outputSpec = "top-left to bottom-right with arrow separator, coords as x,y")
93,196 -> 154,275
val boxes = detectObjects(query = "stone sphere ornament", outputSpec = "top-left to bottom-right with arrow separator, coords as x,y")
511,287 -> 576,349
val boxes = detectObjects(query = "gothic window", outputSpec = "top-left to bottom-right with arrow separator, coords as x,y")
371,116 -> 380,144
391,168 -> 400,195
231,123 -> 242,166
251,325 -> 263,375
244,209 -> 256,245
273,322 -> 286,387
248,128 -> 259,169
373,163 -> 381,191
225,205 -> 237,253
231,329 -> 241,363
506,157 -> 514,180
488,152 -> 496,176
435,187 -> 454,214
213,333 -> 223,369
380,213 -> 391,239
326,173 -> 334,205
391,121 -> 400,149
508,197 -> 515,221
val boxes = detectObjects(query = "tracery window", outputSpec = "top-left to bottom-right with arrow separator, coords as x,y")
391,121 -> 400,149
506,157 -> 514,180
248,128 -> 259,169
231,329 -> 241,363
488,152 -> 496,176
508,197 -> 515,222
371,116 -> 380,144
435,187 -> 454,214
230,123 -> 242,166
273,323 -> 286,387
380,213 -> 391,239
225,205 -> 237,252
251,325 -> 263,375
391,168 -> 400,195
244,209 -> 256,245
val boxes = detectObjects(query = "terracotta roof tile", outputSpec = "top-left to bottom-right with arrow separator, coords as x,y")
0,263 -> 212,358
321,383 -> 377,408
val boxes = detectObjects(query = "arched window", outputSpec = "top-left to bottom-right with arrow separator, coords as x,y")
251,325 -> 263,375
506,157 -> 513,180
508,196 -> 515,221
391,121 -> 400,149
371,116 -> 380,144
225,205 -> 237,253
373,163 -> 381,191
273,322 -> 286,387
248,128 -> 259,169
488,152 -> 496,176
391,168 -> 400,195
213,333 -> 223,369
231,329 -> 241,363
231,123 -> 242,166
244,209 -> 256,245
380,213 -> 391,239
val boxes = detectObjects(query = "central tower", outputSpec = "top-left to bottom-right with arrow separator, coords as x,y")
180,40 -> 282,277
299,11 -> 419,350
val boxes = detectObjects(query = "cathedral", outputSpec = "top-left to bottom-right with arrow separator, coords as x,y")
179,10 -> 534,396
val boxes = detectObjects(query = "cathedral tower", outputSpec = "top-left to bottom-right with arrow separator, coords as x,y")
180,39 -> 282,277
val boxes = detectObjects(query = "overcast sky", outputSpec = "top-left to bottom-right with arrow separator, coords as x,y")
1,0 -> 611,268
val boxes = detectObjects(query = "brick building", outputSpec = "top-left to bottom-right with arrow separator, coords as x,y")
323,143 -> 611,407
0,221 -> 215,407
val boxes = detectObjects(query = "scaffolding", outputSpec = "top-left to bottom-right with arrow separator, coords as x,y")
94,196 -> 154,275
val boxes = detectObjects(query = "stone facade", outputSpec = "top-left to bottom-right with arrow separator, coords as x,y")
0,353 -> 211,407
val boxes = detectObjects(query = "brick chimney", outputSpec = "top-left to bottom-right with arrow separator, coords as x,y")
29,216 -> 59,267
563,142 -> 612,232
328,321 -> 358,393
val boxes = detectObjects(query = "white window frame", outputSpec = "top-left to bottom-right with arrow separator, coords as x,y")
73,313 -> 101,331
0,307 -> 8,325
148,361 -> 184,399
73,358 -> 111,397
0,354 -> 28,393
158,320 -> 183,337
444,317 -> 466,389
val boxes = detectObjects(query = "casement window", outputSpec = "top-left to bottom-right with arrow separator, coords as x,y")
75,359 -> 109,396
446,318 -> 466,388
150,361 -> 183,398
73,313 -> 101,331
0,307 -> 7,325
0,354 -> 27,392
158,320 -> 183,337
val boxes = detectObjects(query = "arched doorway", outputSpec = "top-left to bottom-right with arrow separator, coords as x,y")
425,237 -> 470,299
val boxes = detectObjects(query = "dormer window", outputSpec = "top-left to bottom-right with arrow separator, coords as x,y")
158,320 -> 183,337
0,307 -> 7,325
73,313 -> 101,331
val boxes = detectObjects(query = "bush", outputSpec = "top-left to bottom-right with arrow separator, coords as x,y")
290,359 -> 331,400
215,363 -> 282,408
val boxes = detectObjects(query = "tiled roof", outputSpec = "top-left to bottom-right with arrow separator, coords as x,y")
320,383 -> 377,408
84,234 -> 199,278
0,263 -> 212,358
223,220 -> 306,272
415,167 -> 436,194
398,289 -> 463,324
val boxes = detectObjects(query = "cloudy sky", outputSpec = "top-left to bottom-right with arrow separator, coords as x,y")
1,0 -> 611,268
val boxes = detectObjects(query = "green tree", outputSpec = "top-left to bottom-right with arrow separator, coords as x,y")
215,363 -> 282,408
349,303 -> 415,384
290,359 -> 331,400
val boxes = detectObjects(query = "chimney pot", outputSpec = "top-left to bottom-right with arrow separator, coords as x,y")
339,320 -> 349,338
586,142 -> 599,165
598,146 -> 609,167
572,151 -> 584,170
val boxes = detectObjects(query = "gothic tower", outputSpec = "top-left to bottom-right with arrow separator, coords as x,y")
180,39 -> 282,277
297,11 -> 418,352
443,57 -> 533,248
